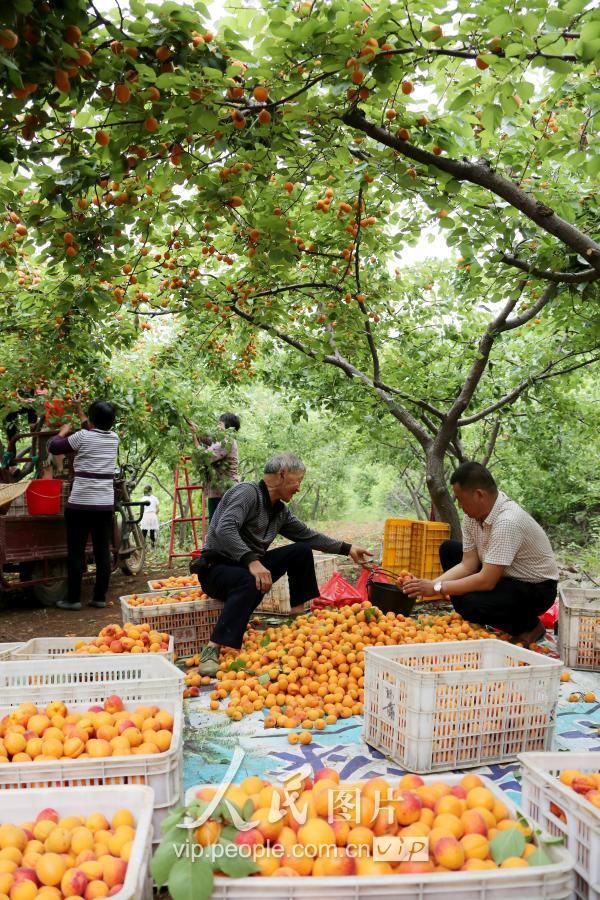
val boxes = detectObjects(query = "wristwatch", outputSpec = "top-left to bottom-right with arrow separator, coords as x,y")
433,579 -> 443,594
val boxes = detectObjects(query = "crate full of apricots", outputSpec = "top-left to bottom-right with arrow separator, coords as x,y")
11,624 -> 175,661
0,655 -> 183,843
519,751 -> 600,898
148,573 -> 199,591
363,638 -> 563,773
0,785 -> 154,899
121,589 -> 223,659
155,770 -> 574,900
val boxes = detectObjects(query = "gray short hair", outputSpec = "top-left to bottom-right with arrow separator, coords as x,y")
264,453 -> 306,475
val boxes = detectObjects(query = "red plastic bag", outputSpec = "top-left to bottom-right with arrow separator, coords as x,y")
540,599 -> 559,628
316,572 -> 363,608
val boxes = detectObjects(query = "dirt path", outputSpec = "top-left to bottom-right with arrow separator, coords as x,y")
0,563 -> 181,642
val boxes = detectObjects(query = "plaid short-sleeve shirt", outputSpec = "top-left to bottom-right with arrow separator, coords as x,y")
462,491 -> 559,583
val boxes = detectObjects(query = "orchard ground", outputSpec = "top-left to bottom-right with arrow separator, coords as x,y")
0,520 -> 384,641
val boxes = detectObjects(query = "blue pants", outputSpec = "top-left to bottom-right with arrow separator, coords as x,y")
198,543 -> 318,649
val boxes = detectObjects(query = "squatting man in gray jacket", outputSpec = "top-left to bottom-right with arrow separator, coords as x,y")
191,452 -> 372,675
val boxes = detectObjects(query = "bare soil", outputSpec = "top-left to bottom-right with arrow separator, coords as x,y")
0,563 -> 175,642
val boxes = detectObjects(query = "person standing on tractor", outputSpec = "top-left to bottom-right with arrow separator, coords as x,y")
47,400 -> 119,611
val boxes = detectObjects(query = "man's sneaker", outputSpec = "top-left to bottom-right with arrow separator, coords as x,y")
90,600 -> 107,608
56,600 -> 82,611
197,644 -> 220,677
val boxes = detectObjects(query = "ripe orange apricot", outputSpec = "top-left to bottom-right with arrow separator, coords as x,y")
115,83 -> 131,103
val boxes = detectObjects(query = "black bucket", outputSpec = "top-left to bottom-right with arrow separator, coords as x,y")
367,579 -> 416,616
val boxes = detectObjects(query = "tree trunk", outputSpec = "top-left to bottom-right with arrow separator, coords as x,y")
425,449 -> 461,538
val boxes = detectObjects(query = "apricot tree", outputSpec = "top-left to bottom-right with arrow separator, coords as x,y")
1,0 -> 599,529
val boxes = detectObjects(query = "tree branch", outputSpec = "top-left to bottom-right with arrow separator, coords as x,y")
503,281 -> 558,330
501,254 -> 599,284
439,285 -> 527,434
481,420 -> 501,466
458,350 -> 600,426
229,302 -> 432,447
342,108 -> 600,272
377,43 -> 578,64
353,185 -> 381,382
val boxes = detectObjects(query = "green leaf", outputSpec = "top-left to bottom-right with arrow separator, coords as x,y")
578,38 -> 600,61
228,659 -> 246,671
444,180 -> 462,195
586,155 -> 600,176
481,104 -> 503,133
242,798 -> 255,820
488,14 -> 514,35
544,58 -> 575,73
168,856 -> 214,900
504,43 -> 524,58
521,14 -> 539,35
260,633 -> 271,646
540,834 -> 566,846
449,90 -> 473,111
547,9 -> 570,28
490,828 -> 526,863
516,80 -> 535,102
364,606 -> 377,622
151,836 -> 186,887
160,806 -> 187,833
527,847 -> 553,866
217,850 -> 260,878
220,825 -> 239,842
581,21 -> 600,42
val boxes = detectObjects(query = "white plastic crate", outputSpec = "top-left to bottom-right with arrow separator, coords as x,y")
363,639 -> 562,773
0,642 -> 22,660
11,634 -> 175,662
558,581 -> 600,671
121,589 -> 223,658
257,552 -> 340,615
0,655 -> 183,842
181,774 -> 573,899
519,751 -> 600,900
0,785 -> 153,899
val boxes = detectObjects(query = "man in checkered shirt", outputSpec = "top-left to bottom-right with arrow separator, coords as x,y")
405,461 -> 559,644
191,452 -> 372,675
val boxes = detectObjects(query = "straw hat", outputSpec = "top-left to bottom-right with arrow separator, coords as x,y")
0,480 -> 30,508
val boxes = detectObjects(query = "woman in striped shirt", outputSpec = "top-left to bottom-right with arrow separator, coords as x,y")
48,400 -> 119,611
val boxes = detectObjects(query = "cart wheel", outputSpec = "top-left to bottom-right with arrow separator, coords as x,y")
32,561 -> 68,607
118,518 -> 146,576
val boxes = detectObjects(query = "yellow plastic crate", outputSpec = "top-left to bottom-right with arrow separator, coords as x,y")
381,518 -> 413,574
382,518 -> 451,601
409,520 -> 451,582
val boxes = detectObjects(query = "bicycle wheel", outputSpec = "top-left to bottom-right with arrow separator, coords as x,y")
115,510 -> 146,575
